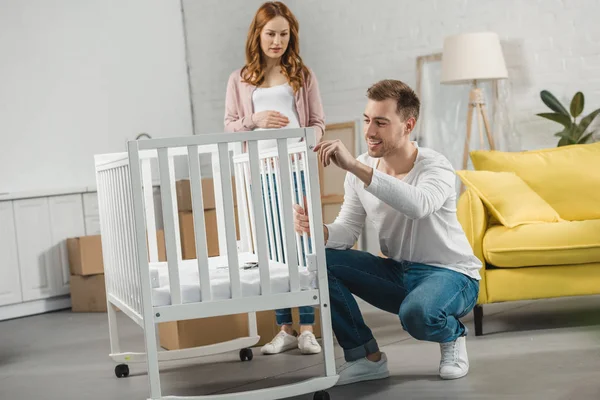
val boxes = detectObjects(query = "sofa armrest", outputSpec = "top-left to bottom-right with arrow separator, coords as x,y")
457,188 -> 489,304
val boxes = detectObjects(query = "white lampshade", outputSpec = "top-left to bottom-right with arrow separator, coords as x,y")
441,32 -> 508,84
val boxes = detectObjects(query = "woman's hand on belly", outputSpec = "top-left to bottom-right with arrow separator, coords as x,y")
252,110 -> 289,129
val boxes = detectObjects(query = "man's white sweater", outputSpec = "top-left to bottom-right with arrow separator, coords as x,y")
325,143 -> 482,280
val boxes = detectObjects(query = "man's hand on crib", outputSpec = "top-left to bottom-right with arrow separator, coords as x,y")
294,195 -> 328,244
293,201 -> 311,235
313,139 -> 356,171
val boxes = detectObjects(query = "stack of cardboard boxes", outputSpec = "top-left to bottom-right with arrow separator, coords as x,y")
67,231 -> 166,312
67,235 -> 108,312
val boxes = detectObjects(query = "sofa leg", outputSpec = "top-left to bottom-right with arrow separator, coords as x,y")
474,305 -> 483,336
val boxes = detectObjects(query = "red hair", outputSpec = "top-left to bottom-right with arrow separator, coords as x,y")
241,1 -> 309,92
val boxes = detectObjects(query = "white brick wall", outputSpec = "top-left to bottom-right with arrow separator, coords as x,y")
183,0 -> 600,151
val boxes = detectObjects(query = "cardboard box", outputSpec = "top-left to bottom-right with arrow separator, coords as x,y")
70,274 -> 107,312
67,235 -> 104,276
156,229 -> 167,262
176,178 -> 238,212
179,209 -> 240,259
68,231 -> 166,275
159,308 -> 322,350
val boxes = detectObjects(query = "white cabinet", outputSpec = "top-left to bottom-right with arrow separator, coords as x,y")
13,197 -> 56,301
0,201 -> 23,306
12,195 -> 85,301
83,192 -> 101,235
48,195 -> 86,295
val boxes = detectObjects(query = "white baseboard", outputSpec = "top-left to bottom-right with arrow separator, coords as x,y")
0,296 -> 71,321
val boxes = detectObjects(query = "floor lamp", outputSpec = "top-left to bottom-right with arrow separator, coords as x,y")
440,32 -> 508,175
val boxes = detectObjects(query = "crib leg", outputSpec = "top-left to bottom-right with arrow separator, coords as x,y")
107,301 -> 121,355
143,319 -> 162,399
248,311 -> 258,337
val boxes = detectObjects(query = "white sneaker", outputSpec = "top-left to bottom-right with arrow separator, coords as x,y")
439,336 -> 469,380
260,330 -> 298,355
336,353 -> 390,386
298,331 -> 322,354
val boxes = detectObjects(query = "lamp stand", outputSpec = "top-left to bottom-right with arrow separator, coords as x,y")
461,81 -> 496,192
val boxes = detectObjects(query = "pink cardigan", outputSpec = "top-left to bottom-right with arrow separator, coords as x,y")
224,67 -> 325,141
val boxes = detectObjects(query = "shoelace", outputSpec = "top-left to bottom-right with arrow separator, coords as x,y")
301,333 -> 319,346
268,331 -> 289,346
440,341 -> 458,366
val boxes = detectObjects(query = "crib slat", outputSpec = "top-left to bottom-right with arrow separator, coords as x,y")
116,168 -> 134,308
217,143 -> 242,298
122,166 -> 139,311
124,167 -> 142,313
243,162 -> 258,254
247,141 -> 271,295
260,159 -> 277,261
234,162 -> 252,253
266,157 -> 283,262
292,153 -> 309,268
187,145 -> 212,302
211,152 -> 228,257
109,169 -> 125,303
100,172 -> 115,299
142,160 -> 159,263
168,155 -> 183,261
158,148 -> 182,305
290,155 -> 305,270
276,139 -> 300,292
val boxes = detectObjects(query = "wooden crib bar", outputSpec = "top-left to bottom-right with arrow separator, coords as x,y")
187,145 -> 212,302
217,143 -> 243,299
276,140 -> 301,292
247,140 -> 272,295
157,148 -> 183,305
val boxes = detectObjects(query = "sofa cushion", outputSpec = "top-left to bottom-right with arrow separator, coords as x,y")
470,141 -> 600,221
483,219 -> 600,267
456,170 -> 562,228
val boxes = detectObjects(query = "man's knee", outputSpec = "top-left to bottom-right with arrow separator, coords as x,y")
398,301 -> 443,340
325,248 -> 349,271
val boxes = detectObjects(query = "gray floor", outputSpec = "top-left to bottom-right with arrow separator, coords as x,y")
1,296 -> 600,400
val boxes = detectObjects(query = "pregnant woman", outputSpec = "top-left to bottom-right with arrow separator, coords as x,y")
224,1 -> 325,356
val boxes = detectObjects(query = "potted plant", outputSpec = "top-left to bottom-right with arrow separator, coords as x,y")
537,90 -> 600,146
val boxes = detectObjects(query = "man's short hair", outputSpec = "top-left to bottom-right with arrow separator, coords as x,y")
366,79 -> 420,122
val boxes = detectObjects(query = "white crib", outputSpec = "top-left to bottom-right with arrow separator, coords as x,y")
94,128 -> 338,400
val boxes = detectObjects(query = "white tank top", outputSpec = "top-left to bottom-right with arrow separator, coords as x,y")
252,83 -> 301,151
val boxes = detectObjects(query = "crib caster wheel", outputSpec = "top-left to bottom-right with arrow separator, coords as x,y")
115,364 -> 129,378
239,348 -> 253,361
313,391 -> 330,400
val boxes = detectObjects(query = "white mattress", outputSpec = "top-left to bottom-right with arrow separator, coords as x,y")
150,252 -> 317,306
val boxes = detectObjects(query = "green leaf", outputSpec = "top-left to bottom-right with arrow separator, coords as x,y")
570,92 -> 584,118
554,129 -> 572,139
578,131 -> 595,144
536,112 -> 572,128
558,136 -> 571,146
541,90 -> 570,116
579,108 -> 600,133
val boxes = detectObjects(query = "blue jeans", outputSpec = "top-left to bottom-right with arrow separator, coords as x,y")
326,248 -> 479,361
261,170 -> 315,326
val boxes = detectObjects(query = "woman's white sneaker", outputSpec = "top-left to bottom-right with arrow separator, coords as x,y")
298,331 -> 322,354
260,331 -> 298,355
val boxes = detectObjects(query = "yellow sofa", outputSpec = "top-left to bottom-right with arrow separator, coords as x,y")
456,141 -> 600,335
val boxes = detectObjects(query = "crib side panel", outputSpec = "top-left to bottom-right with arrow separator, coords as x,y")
95,161 -> 144,317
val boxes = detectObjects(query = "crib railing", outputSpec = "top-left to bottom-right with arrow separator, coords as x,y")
121,128 -> 322,310
95,157 -> 144,319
